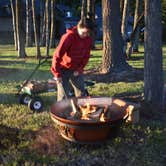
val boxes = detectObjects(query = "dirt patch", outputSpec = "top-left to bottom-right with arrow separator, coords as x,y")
31,125 -> 65,156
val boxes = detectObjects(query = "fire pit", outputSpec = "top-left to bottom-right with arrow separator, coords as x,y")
50,97 -> 132,143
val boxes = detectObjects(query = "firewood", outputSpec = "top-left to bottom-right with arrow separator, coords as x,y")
103,106 -> 111,121
70,99 -> 82,119
87,107 -> 104,120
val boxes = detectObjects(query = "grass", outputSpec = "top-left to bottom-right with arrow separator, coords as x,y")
0,44 -> 166,165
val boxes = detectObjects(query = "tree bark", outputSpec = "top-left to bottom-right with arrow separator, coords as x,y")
110,0 -> 129,71
120,0 -> 124,15
132,0 -> 142,52
101,0 -> 130,73
127,12 -> 144,59
10,0 -> 18,50
100,0 -> 112,73
144,0 -> 164,111
121,0 -> 129,40
45,0 -> 51,57
50,0 -> 56,48
81,0 -> 87,21
32,0 -> 41,59
26,0 -> 33,47
40,0 -> 46,47
41,4 -> 46,47
87,0 -> 96,49
16,0 -> 26,58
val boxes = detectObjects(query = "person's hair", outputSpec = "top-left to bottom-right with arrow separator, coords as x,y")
77,18 -> 94,31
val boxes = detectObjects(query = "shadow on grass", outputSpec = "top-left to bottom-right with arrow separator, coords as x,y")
0,67 -> 21,78
85,67 -> 144,83
127,55 -> 144,61
0,60 -> 26,66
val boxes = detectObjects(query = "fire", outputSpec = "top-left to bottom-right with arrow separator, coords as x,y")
78,103 -> 109,121
79,103 -> 98,120
99,113 -> 105,122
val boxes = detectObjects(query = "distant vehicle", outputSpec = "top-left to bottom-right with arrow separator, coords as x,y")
56,4 -> 79,35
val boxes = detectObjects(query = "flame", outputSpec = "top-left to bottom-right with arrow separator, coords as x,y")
100,113 -> 105,122
79,103 -> 98,120
78,103 -> 110,122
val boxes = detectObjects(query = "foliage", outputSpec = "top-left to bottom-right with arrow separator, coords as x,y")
0,44 -> 166,165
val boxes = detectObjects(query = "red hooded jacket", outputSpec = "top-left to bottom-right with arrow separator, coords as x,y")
51,27 -> 92,78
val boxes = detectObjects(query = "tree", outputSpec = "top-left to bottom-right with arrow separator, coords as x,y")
40,1 -> 46,47
132,0 -> 142,52
15,0 -> 26,58
81,0 -> 87,21
100,0 -> 111,73
144,0 -> 164,111
10,0 -> 18,50
121,0 -> 130,41
32,0 -> 41,58
45,0 -> 51,57
87,0 -> 96,49
126,12 -> 144,58
50,0 -> 56,48
26,0 -> 33,47
101,0 -> 130,73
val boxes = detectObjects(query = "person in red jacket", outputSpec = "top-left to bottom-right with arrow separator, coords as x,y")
51,19 -> 94,101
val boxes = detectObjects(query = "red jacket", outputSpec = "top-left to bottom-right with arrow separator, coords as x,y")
51,27 -> 92,78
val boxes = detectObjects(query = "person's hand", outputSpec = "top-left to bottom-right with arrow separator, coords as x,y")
73,71 -> 79,77
53,77 -> 62,84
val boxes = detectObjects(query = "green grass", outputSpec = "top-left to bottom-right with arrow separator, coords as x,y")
0,44 -> 166,165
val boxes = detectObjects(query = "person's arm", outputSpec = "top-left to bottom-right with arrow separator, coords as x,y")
51,34 -> 72,78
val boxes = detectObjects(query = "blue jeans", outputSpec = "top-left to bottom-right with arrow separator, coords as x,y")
57,68 -> 86,101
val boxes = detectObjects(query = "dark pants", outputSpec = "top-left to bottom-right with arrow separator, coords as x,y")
57,69 -> 85,101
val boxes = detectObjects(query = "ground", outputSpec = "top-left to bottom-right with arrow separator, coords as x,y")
1,66 -> 166,165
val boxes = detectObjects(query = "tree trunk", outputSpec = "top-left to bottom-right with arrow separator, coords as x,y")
10,0 -> 18,50
144,0 -> 164,111
132,0 -> 142,52
100,0 -> 112,73
81,0 -> 87,21
45,0 -> 51,57
50,0 -> 56,48
101,0 -> 130,73
110,0 -> 129,72
41,3 -> 46,47
121,0 -> 130,58
126,12 -> 144,59
32,0 -> 41,59
87,0 -> 96,49
121,0 -> 129,40
120,0 -> 124,15
16,0 -> 26,58
26,0 -> 33,47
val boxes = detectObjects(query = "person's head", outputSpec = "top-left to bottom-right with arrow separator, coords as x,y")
77,18 -> 94,38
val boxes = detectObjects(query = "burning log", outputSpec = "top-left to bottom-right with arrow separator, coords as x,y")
87,107 -> 104,121
103,106 -> 111,121
69,101 -> 113,122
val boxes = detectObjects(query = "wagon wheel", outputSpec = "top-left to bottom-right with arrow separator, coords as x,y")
19,93 -> 32,105
28,97 -> 43,112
